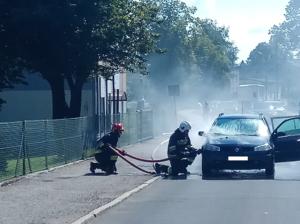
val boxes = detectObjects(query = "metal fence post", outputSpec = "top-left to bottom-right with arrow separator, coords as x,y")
140,111 -> 143,141
44,120 -> 48,169
22,121 -> 26,176
136,112 -> 139,142
137,111 -> 143,142
81,117 -> 87,160
150,110 -> 154,138
14,122 -> 23,177
62,119 -> 67,164
24,121 -> 32,173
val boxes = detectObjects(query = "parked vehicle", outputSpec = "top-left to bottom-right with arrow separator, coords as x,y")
199,113 -> 300,178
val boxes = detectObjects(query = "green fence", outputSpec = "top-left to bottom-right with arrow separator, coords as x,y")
0,111 -> 154,182
103,110 -> 154,145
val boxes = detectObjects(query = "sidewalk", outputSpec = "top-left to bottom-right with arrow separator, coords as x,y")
0,136 -> 169,224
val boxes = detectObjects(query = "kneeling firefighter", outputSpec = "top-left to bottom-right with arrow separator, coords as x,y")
90,123 -> 124,175
155,121 -> 201,176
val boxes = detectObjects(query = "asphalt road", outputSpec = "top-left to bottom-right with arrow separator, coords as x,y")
86,157 -> 300,224
0,137 -> 168,224
1,109 -> 300,224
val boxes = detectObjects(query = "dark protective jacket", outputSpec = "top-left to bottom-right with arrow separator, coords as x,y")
96,131 -> 120,161
98,131 -> 120,148
167,128 -> 192,159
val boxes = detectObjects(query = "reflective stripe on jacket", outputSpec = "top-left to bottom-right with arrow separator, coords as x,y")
167,128 -> 191,159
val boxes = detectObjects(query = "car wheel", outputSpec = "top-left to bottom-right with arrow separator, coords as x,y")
265,162 -> 275,177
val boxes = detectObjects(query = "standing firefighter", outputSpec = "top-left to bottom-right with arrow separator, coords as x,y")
90,123 -> 124,175
155,121 -> 201,177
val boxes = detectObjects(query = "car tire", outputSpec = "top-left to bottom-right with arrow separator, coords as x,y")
265,162 -> 275,177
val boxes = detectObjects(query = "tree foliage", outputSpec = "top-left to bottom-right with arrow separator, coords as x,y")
0,2 -> 27,109
138,0 -> 238,98
189,18 -> 237,84
0,58 -> 26,109
1,0 -> 239,117
241,0 -> 299,88
144,0 -> 197,84
0,0 -> 160,118
273,0 -> 300,53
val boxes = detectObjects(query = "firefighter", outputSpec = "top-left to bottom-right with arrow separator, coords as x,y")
155,121 -> 201,177
90,123 -> 124,175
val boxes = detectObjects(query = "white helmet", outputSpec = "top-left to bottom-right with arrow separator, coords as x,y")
179,121 -> 191,133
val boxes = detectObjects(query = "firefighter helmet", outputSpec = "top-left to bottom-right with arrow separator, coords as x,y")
112,123 -> 124,133
179,121 -> 191,133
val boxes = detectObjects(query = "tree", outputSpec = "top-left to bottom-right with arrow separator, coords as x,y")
269,0 -> 300,60
145,0 -> 197,86
0,61 -> 26,110
240,40 -> 292,85
245,42 -> 274,77
126,0 -> 238,104
144,1 -> 237,84
269,0 -> 300,97
237,0 -> 300,101
0,0 -> 160,118
189,18 -> 238,85
274,0 -> 300,52
0,2 -> 26,110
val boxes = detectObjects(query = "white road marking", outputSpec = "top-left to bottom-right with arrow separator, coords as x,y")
70,176 -> 160,224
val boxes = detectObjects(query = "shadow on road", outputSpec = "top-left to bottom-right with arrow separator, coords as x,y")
199,162 -> 300,181
84,172 -> 118,176
202,170 -> 274,180
160,174 -> 188,180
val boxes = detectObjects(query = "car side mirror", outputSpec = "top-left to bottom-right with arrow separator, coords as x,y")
198,131 -> 204,136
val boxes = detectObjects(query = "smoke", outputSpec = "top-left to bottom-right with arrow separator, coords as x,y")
131,62 -> 240,152
141,63 -> 242,173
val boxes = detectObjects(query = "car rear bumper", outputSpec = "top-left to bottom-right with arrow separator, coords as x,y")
202,151 -> 274,170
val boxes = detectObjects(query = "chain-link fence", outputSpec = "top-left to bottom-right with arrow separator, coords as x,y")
0,117 -> 95,182
0,110 -> 154,182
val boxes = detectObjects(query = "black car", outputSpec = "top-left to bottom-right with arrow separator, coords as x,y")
199,113 -> 300,177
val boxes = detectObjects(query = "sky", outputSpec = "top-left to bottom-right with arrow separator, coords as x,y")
182,0 -> 290,62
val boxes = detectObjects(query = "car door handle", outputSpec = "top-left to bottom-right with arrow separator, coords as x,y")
297,139 -> 300,142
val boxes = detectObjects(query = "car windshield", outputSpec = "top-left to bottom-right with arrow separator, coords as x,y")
209,118 -> 269,137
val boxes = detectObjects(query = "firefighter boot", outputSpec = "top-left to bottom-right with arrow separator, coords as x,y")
113,163 -> 118,174
105,163 -> 117,175
154,163 -> 169,175
90,162 -> 96,174
154,163 -> 161,175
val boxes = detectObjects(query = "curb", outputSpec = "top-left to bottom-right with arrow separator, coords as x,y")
0,136 -> 165,187
0,159 -> 92,187
70,176 -> 160,224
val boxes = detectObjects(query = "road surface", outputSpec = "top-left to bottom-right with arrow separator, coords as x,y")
87,158 -> 300,224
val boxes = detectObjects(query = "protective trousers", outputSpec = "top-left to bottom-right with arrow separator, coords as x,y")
93,151 -> 118,174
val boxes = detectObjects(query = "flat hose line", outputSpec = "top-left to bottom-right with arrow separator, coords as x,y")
121,150 -> 170,162
109,146 -> 156,175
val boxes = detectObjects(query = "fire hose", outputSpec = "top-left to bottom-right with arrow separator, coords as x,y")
109,146 -> 157,175
108,145 -> 201,175
118,148 -> 170,174
116,148 -> 170,163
